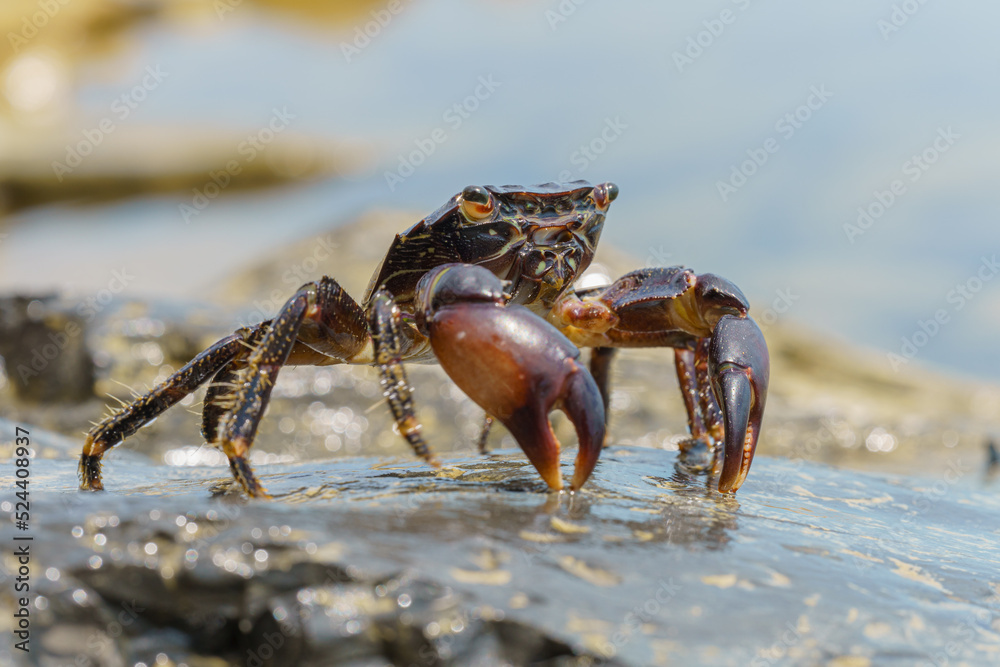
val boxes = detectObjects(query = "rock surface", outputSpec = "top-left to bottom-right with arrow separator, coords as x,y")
0,422 -> 998,666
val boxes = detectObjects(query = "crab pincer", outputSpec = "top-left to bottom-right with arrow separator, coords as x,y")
414,263 -> 605,491
709,315 -> 769,492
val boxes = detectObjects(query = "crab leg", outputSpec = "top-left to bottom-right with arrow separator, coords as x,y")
415,264 -> 605,490
368,290 -> 439,467
214,277 -> 373,497
213,291 -> 314,498
589,346 -> 617,429
79,329 -> 254,491
80,276 -> 372,496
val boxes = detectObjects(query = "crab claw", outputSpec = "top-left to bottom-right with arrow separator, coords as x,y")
709,315 -> 769,493
416,264 -> 606,491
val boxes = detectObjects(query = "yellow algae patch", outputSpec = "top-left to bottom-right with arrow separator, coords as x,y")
557,556 -> 621,587
841,549 -> 882,563
519,530 -> 562,543
701,574 -> 737,589
450,568 -> 511,586
804,594 -> 821,607
846,608 -> 859,624
633,530 -> 655,542
828,657 -> 870,667
629,507 -> 660,514
567,613 -> 613,634
470,549 -> 508,570
863,622 -> 892,639
889,558 -> 950,593
509,592 -> 529,609
791,485 -> 893,508
550,517 -> 590,534
435,467 -> 466,479
766,569 -> 791,587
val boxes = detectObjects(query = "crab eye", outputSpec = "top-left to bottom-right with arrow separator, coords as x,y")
594,182 -> 619,208
460,185 -> 494,222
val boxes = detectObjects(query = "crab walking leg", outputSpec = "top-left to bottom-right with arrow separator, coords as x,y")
79,329 -> 255,490
694,338 -> 725,444
214,276 -> 374,497
674,347 -> 709,445
213,291 -> 312,497
588,347 -> 617,430
368,290 -> 439,467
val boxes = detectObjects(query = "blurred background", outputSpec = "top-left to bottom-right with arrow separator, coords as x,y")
2,0 -> 1000,483
1,0 -> 998,379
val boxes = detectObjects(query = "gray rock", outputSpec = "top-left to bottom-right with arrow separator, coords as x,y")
0,424 -> 997,666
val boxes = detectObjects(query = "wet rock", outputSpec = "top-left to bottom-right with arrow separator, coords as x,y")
0,424 -> 997,666
0,295 -> 94,403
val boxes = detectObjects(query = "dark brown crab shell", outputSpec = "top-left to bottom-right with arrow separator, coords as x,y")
363,181 -> 617,315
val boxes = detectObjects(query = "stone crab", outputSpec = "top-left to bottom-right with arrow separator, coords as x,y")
79,182 -> 769,497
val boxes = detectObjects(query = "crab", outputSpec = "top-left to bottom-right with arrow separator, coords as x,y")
79,181 -> 769,498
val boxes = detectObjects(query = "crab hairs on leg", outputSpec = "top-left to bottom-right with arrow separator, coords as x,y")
368,290 -> 439,467
414,264 -> 605,491
79,330 -> 252,491
212,284 -> 327,498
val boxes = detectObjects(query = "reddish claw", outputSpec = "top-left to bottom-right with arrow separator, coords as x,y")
415,264 -> 605,491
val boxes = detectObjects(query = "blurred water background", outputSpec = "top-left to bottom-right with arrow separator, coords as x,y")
2,0 -> 999,380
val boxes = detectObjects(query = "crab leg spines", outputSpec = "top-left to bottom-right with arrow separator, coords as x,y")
202,359 -> 245,444
709,315 -> 769,493
79,331 -> 249,491
368,289 -> 438,467
214,286 -> 320,498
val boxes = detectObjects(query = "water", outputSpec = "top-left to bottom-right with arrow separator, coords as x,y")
3,0 -> 1000,380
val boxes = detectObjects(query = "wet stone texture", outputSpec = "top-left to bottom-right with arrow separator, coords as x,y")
0,423 -> 999,666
